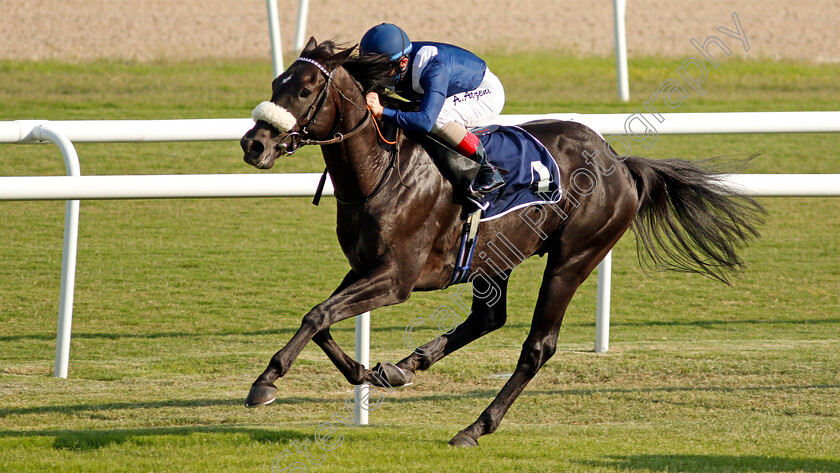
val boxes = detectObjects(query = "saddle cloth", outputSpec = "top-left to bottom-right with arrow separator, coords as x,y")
469,125 -> 563,221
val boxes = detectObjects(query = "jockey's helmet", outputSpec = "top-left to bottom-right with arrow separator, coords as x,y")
360,23 -> 412,61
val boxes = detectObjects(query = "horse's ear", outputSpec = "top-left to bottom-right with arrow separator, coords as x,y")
301,36 -> 318,55
324,44 -> 356,70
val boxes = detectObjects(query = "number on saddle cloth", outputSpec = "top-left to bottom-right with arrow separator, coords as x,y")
411,125 -> 562,219
471,125 -> 563,221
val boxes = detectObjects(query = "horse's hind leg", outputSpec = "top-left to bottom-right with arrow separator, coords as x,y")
372,271 -> 511,386
449,203 -> 635,446
448,251 -> 598,446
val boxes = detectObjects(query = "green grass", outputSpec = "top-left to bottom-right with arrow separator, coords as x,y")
1,53 -> 839,472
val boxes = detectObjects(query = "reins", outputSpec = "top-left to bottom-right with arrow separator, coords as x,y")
325,109 -> 403,206
299,108 -> 371,147
370,111 -> 398,146
333,144 -> 399,206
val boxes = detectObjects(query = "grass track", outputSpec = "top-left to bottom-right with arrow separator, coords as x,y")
1,54 -> 839,472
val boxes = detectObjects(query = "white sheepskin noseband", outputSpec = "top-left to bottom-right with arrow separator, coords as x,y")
252,101 -> 297,133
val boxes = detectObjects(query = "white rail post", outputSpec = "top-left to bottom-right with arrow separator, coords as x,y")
595,250 -> 612,353
354,311 -> 371,425
266,0 -> 284,77
613,0 -> 630,102
31,125 -> 81,378
293,0 -> 310,53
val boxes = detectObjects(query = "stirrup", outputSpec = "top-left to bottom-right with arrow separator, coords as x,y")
470,163 -> 505,196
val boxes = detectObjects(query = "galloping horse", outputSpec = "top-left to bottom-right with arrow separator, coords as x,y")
239,38 -> 763,446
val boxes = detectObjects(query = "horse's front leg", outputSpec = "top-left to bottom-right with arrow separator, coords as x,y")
308,271 -> 390,386
311,328 -> 375,384
245,266 -> 411,407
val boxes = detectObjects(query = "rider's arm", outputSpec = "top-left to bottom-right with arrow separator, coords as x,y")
381,60 -> 450,133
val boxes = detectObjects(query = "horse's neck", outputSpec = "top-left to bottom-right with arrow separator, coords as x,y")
322,83 -> 392,203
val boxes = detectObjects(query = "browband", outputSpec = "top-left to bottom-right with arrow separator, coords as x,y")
295,57 -> 331,77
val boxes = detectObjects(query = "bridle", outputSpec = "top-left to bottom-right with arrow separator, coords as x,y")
257,54 -> 402,206
275,57 -> 371,155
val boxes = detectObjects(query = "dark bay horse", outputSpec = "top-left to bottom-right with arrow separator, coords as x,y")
239,38 -> 763,446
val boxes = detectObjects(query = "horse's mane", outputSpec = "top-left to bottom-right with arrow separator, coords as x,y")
300,39 -> 407,105
299,39 -> 343,60
342,53 -> 395,94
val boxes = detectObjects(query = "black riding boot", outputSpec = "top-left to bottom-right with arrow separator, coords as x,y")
469,142 -> 505,197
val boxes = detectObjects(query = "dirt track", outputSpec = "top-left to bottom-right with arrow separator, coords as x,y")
1,0 -> 838,62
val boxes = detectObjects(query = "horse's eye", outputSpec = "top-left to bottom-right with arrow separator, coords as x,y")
300,88 -> 312,98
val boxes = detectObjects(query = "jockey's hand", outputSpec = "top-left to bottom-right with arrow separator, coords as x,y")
366,92 -> 384,119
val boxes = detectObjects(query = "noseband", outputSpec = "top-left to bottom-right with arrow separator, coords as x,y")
252,57 -> 370,155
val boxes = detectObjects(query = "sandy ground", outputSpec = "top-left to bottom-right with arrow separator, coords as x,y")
1,0 -> 838,62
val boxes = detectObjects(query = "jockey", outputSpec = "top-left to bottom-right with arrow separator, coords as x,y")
360,23 -> 506,198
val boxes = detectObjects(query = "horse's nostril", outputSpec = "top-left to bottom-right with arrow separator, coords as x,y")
245,139 -> 265,159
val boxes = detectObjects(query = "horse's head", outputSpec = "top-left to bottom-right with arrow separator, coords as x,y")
241,38 -> 355,169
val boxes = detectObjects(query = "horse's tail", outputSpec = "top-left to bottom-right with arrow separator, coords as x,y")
623,155 -> 765,284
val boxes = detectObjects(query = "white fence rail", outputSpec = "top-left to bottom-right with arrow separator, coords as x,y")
1,112 -> 838,391
2,173 -> 839,201
3,111 -> 840,144
0,173 -> 333,200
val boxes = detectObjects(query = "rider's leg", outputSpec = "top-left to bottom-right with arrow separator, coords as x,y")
433,121 -> 504,195
431,69 -> 506,197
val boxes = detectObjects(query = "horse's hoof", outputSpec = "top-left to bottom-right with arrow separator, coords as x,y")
448,431 -> 479,447
245,383 -> 277,407
371,362 -> 415,387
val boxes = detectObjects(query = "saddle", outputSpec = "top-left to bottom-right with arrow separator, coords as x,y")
415,124 -> 564,285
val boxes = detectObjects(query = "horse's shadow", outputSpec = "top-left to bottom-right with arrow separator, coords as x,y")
3,385 -> 837,452
0,396 -> 335,418
0,425 -> 309,451
0,324 -> 415,343
578,454 -> 840,472
6,383 -> 834,417
0,397 -> 336,451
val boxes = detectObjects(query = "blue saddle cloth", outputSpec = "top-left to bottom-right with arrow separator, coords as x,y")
469,125 -> 563,221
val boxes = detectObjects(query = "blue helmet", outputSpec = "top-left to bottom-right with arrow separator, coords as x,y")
360,23 -> 412,61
